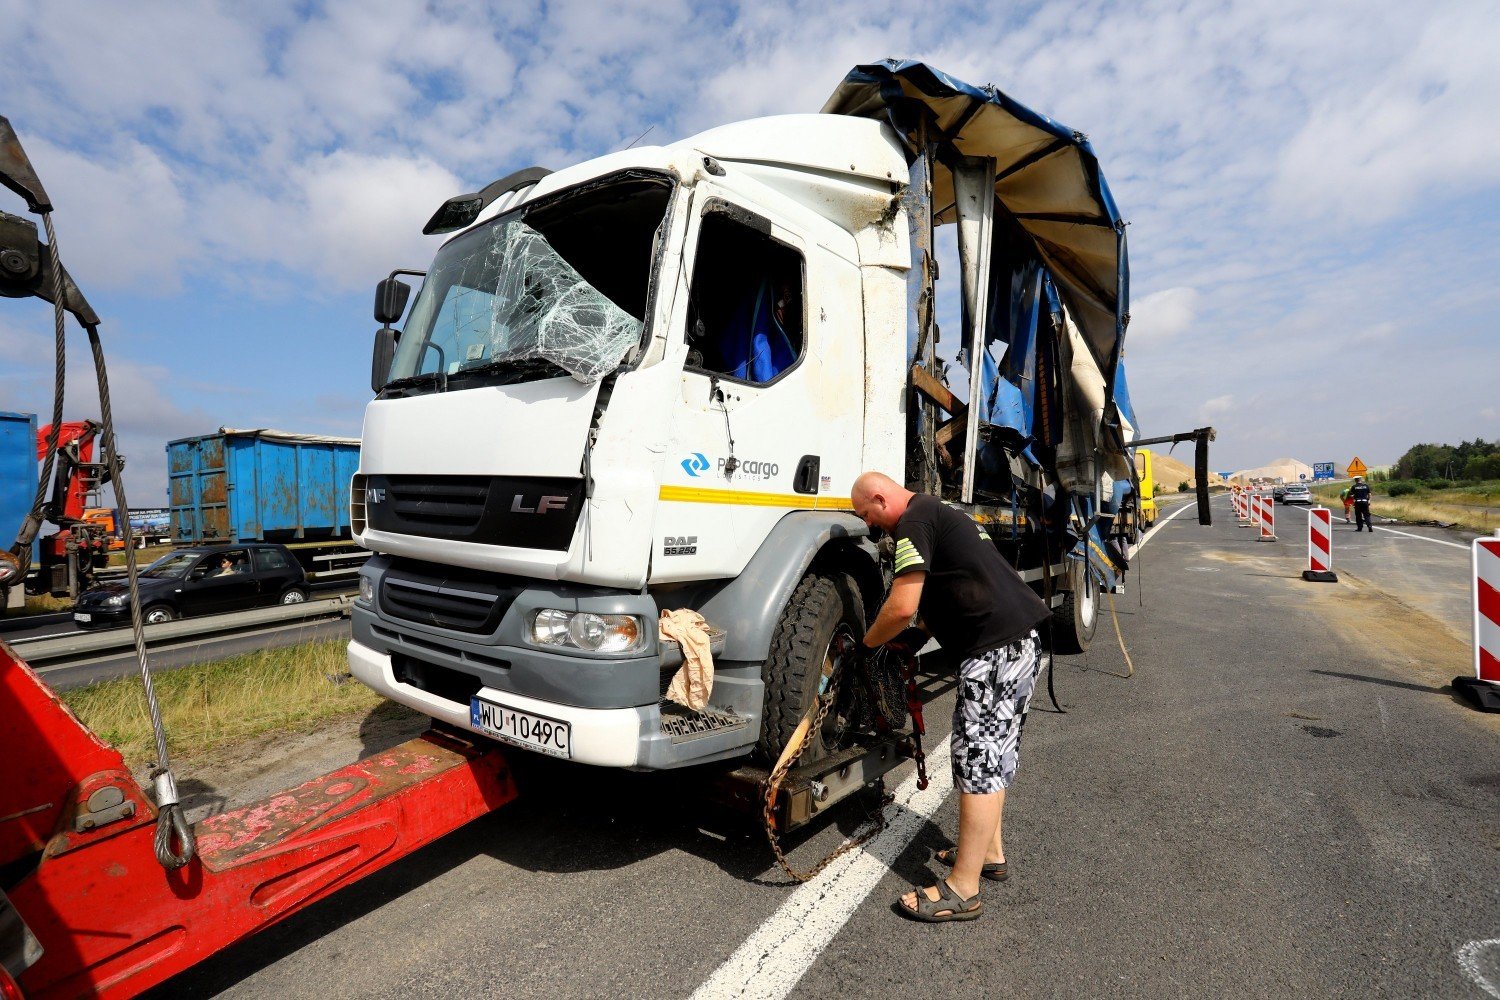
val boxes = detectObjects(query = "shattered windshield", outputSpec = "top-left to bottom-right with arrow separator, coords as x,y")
387,174 -> 673,391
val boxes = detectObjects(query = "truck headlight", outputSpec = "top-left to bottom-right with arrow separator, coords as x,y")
358,575 -> 374,604
531,610 -> 642,653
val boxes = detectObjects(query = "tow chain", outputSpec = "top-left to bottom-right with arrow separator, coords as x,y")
761,634 -> 895,883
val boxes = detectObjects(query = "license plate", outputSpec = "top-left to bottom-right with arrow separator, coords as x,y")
469,697 -> 571,759
73,612 -> 92,623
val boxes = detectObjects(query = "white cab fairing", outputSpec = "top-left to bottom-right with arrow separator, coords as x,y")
359,376 -> 600,477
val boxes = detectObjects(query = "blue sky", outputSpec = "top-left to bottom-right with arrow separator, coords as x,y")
2,0 -> 1497,501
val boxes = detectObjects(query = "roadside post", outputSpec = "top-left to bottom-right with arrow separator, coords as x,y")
1302,507 -> 1337,582
1454,532 -> 1500,711
1242,492 -> 1258,528
1257,495 -> 1275,541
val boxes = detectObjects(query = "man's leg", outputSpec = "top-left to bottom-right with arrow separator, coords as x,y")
901,634 -> 1042,914
900,648 -> 1005,915
948,790 -> 1002,898
990,787 -> 1007,862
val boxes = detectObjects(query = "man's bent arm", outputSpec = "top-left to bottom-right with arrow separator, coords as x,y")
863,572 -> 926,649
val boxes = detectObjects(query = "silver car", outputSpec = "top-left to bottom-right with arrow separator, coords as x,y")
1280,484 -> 1313,505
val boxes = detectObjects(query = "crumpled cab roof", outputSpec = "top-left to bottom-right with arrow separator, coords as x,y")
822,60 -> 1128,388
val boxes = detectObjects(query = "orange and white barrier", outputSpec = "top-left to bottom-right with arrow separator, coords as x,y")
1257,494 -> 1275,541
1302,506 -> 1337,582
1455,534 -> 1500,711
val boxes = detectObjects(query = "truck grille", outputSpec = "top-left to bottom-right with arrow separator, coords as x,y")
387,477 -> 489,530
365,474 -> 585,551
378,560 -> 525,634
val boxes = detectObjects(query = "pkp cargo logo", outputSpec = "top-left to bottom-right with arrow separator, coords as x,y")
681,452 -> 710,477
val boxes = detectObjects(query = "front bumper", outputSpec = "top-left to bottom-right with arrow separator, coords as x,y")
349,640 -> 647,766
347,556 -> 760,769
71,606 -> 131,629
349,639 -> 758,769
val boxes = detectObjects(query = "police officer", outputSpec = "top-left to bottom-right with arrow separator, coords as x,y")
1350,476 -> 1374,532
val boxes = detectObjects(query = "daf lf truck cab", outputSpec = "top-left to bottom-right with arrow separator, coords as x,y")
347,60 -> 1144,772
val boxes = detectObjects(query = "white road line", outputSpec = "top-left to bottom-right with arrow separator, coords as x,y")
1371,524 -> 1469,550
1131,492 -> 1216,558
1458,938 -> 1500,999
693,740 -> 955,1000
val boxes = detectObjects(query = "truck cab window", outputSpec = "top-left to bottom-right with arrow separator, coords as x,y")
686,212 -> 804,386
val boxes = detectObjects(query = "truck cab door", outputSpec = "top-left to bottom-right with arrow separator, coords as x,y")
653,192 -> 864,583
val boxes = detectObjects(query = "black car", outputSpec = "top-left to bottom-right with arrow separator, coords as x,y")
72,543 -> 308,629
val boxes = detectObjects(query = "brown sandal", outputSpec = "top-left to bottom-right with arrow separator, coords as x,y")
933,848 -> 1009,882
893,879 -> 983,922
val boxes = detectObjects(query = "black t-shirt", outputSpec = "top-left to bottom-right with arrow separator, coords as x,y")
893,495 -> 1051,659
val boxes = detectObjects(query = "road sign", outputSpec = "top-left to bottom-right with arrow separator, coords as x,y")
1347,457 -> 1368,478
1312,462 -> 1335,481
1299,473 -> 1307,481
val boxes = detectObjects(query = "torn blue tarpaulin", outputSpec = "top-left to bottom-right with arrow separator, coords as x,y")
823,59 -> 1129,397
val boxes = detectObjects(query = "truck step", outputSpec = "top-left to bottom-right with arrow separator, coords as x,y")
659,702 -> 746,741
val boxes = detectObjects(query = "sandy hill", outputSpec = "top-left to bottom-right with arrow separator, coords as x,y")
1141,450 -> 1226,492
1229,457 -> 1313,484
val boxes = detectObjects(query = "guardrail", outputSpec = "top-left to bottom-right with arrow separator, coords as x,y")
6,596 -> 354,666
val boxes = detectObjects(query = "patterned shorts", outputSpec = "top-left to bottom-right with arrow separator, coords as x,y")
951,631 -> 1044,794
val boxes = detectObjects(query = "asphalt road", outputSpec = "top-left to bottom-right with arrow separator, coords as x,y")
137,494 -> 1500,999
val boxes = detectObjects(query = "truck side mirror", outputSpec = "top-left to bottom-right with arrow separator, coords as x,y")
371,326 -> 399,392
373,277 -> 411,325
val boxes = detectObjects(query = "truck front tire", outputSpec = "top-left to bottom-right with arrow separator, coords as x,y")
756,572 -> 866,764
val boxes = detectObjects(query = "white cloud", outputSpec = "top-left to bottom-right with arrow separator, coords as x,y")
0,314 -> 217,505
1270,5 -> 1500,225
1128,287 -> 1200,343
202,151 -> 463,293
21,138 -> 195,292
0,0 -> 1496,474
1200,395 -> 1234,417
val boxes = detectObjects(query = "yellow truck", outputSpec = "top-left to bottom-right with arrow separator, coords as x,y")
1135,449 -> 1158,528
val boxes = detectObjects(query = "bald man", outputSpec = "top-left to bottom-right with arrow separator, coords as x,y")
851,471 -> 1050,923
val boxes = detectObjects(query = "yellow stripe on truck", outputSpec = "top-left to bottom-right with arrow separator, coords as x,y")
658,485 -> 855,510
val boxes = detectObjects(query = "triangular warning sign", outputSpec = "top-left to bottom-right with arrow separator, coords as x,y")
1346,457 -> 1367,477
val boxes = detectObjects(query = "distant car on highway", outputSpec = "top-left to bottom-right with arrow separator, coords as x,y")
71,543 -> 308,629
1272,486 -> 1287,500
1279,484 -> 1312,505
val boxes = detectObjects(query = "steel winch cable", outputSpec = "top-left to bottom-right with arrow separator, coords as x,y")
26,213 -> 195,869
83,323 -> 195,867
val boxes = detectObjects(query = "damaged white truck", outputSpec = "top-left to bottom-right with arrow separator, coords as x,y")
346,61 -> 1207,805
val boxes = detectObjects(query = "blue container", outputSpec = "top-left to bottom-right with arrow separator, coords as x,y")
0,411 -> 38,562
167,429 -> 360,544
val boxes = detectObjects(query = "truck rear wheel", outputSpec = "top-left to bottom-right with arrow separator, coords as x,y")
756,572 -> 867,765
1047,560 -> 1098,655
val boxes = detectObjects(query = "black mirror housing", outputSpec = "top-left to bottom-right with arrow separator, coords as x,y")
371,326 -> 399,393
374,277 -> 411,325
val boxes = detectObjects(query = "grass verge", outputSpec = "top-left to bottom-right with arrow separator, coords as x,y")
1311,482 -> 1498,532
22,594 -> 73,615
108,544 -> 174,568
61,638 -> 388,767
